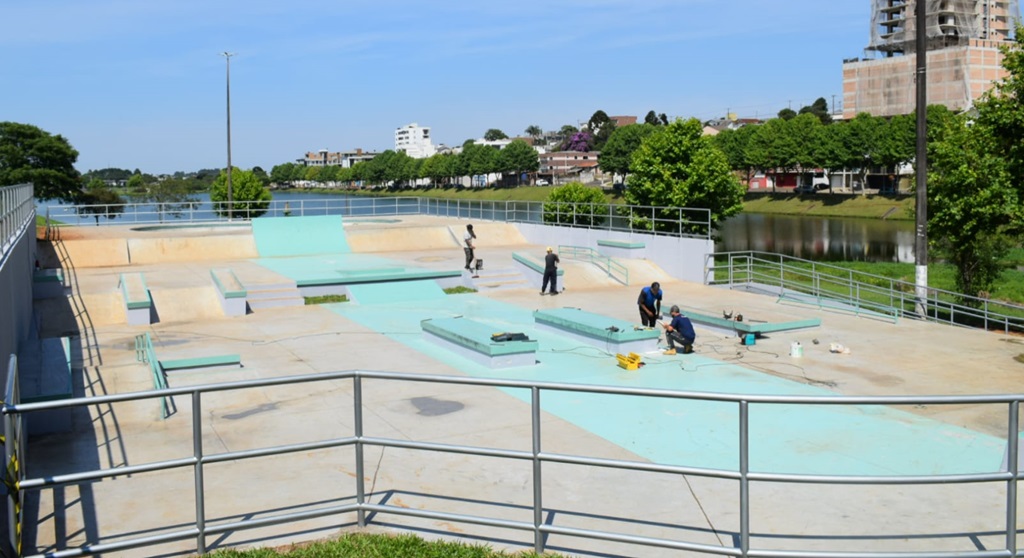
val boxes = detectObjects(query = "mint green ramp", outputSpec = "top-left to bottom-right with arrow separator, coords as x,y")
252,215 -> 349,257
348,280 -> 446,304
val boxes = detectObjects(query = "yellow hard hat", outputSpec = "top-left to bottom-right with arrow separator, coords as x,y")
546,246 -> 553,252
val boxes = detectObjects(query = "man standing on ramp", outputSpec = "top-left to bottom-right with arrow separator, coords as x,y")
463,224 -> 476,271
541,246 -> 560,295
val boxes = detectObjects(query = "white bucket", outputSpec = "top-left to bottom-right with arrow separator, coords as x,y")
790,341 -> 803,358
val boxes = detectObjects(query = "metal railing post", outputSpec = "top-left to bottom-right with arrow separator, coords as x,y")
355,375 -> 366,527
4,374 -> 19,558
192,391 -> 206,554
1006,400 -> 1018,554
739,400 -> 750,557
532,386 -> 543,554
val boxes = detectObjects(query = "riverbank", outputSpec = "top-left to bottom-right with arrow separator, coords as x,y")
276,186 -> 917,220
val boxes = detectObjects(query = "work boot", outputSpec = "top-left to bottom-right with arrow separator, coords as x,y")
663,348 -> 676,356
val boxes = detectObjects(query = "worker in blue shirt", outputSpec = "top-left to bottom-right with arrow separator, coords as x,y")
661,305 -> 696,355
637,282 -> 662,327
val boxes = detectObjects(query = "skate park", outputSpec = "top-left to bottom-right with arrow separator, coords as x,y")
3,191 -> 1024,558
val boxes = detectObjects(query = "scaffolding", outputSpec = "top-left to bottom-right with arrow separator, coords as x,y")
868,0 -> 1020,55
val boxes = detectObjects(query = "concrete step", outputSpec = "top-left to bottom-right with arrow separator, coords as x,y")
247,288 -> 303,300
247,296 -> 305,310
475,279 -> 531,290
244,281 -> 297,292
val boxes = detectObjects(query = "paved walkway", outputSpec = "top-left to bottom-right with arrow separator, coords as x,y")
19,216 -> 1024,557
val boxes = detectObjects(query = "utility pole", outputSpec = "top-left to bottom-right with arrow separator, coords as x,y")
914,1 -> 928,316
221,52 -> 235,218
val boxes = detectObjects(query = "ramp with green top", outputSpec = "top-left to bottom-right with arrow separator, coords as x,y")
252,215 -> 350,257
422,316 -> 538,368
533,307 -> 660,353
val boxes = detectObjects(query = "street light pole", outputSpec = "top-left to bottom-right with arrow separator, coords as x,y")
914,1 -> 928,316
221,52 -> 235,218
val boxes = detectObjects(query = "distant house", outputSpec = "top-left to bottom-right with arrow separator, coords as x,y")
608,115 -> 637,127
539,151 -> 601,184
297,148 -> 378,168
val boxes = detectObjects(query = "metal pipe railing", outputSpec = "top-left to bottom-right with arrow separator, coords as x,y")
2,368 -> 1023,558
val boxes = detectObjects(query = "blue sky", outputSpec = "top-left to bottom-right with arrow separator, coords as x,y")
1,1 -> 868,175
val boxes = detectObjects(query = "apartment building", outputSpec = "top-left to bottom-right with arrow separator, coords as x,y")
297,148 -> 378,168
843,0 -> 1020,117
395,123 -> 437,158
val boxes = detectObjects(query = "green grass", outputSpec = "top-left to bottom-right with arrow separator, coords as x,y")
444,286 -> 478,294
208,533 -> 557,557
741,192 -> 916,220
304,294 -> 349,305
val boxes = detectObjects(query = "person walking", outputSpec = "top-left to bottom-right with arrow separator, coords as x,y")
463,224 -> 476,271
637,282 -> 662,327
660,305 -> 696,355
541,246 -> 560,295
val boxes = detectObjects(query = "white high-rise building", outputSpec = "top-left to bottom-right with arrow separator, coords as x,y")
395,123 -> 436,158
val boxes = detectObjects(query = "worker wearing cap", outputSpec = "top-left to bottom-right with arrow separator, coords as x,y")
541,246 -> 560,295
661,305 -> 696,355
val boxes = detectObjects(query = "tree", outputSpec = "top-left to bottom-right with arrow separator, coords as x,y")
644,111 -> 661,126
558,124 -> 578,139
210,168 -> 271,218
798,97 -> 833,124
498,140 -> 539,185
564,130 -> 593,152
77,178 -> 125,225
524,125 -> 543,140
587,110 -> 615,150
270,163 -> 299,186
459,143 -> 500,185
484,129 -> 508,141
746,118 -> 796,192
841,113 -> 884,193
598,124 -> 657,179
252,166 -> 270,186
927,24 -> 1024,300
0,122 -> 81,201
543,182 -> 609,226
126,174 -> 146,194
144,178 -> 196,222
625,118 -> 745,235
777,108 -> 797,121
713,125 -> 756,184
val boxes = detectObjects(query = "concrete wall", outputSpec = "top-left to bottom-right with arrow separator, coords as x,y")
515,223 -> 713,284
0,220 -> 36,388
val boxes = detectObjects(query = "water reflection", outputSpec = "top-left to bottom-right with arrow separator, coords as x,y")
716,213 -> 916,263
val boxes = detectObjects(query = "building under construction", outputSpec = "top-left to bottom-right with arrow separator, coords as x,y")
843,0 -> 1020,117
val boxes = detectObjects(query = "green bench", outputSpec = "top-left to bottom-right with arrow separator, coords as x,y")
676,306 -> 821,338
120,272 -> 153,325
596,238 -> 646,259
421,317 -> 538,368
533,307 -> 661,353
596,239 -> 645,249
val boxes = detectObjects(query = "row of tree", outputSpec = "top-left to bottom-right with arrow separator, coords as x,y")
270,139 -> 541,188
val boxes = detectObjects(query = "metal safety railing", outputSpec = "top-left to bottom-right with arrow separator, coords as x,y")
41,197 -> 714,241
1,184 -> 34,263
3,367 -> 1023,558
557,245 -> 629,285
707,251 -> 1024,333
134,333 -> 170,418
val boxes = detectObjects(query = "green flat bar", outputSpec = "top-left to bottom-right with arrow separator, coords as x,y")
421,317 -> 538,356
298,269 -> 461,286
159,354 -> 242,371
120,272 -> 151,309
512,253 -> 564,276
211,269 -> 247,298
679,307 -> 821,334
596,239 -> 645,249
533,308 -> 660,343
33,269 -> 64,283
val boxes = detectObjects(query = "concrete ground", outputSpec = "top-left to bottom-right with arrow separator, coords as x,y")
18,216 -> 1024,558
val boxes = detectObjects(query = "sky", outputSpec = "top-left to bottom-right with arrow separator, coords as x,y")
1,1 -> 869,175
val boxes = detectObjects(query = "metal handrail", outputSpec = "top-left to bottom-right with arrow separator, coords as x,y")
558,244 -> 629,285
40,197 -> 714,241
707,251 -> 1024,333
0,184 -> 34,263
3,369 -> 1022,558
134,333 -> 169,418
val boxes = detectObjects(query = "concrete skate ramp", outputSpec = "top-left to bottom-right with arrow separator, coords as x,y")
559,257 -> 671,289
149,287 -> 224,323
50,239 -> 130,268
128,236 -> 258,264
346,226 -> 459,253
466,222 -> 528,247
252,216 -> 349,257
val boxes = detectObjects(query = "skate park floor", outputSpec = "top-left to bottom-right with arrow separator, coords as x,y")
20,215 -> 1024,557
